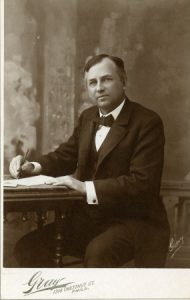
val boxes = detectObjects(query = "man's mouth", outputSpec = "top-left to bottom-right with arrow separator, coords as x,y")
97,95 -> 108,100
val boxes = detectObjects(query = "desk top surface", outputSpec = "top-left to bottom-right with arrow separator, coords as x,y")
4,179 -> 85,204
4,185 -> 84,201
4,184 -> 71,192
3,176 -> 76,193
4,179 -> 190,191
4,176 -> 190,202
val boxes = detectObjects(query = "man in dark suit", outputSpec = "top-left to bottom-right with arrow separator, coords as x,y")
9,54 -> 170,268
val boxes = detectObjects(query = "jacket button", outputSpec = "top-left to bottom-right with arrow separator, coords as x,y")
93,199 -> 97,204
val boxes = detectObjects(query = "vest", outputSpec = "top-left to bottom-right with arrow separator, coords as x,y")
85,132 -> 99,180
81,127 -> 109,221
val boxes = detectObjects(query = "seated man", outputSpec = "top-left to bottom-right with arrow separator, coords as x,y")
9,54 -> 170,268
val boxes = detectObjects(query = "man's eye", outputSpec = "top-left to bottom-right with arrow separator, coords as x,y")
89,81 -> 96,86
104,77 -> 112,82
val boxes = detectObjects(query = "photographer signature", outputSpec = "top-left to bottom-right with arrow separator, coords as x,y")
168,236 -> 184,259
23,271 -> 94,295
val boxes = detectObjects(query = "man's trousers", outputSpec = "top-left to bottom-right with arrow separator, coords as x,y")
14,207 -> 170,268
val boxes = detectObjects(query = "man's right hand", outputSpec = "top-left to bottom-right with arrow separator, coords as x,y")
9,155 -> 35,178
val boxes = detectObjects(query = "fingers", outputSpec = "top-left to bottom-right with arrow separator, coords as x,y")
46,176 -> 85,194
45,178 -> 57,185
52,176 -> 71,187
52,182 -> 67,187
9,155 -> 23,178
19,162 -> 35,178
51,177 -> 85,194
9,156 -> 34,178
45,176 -> 69,186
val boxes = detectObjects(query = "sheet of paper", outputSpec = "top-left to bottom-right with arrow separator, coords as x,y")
3,180 -> 18,187
3,175 -> 57,187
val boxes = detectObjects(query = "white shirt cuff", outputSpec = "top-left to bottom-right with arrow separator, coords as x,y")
31,162 -> 42,175
85,181 -> 98,205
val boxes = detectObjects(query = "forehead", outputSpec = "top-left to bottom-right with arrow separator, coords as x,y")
85,58 -> 118,80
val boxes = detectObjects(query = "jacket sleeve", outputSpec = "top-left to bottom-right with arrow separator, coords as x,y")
36,119 -> 81,177
93,115 -> 165,211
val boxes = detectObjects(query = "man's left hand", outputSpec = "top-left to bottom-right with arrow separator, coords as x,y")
49,175 -> 86,195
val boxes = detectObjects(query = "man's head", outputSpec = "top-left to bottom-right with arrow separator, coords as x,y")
84,54 -> 127,114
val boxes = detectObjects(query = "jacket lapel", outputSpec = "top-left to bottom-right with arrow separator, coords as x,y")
96,100 -> 132,170
79,107 -> 98,167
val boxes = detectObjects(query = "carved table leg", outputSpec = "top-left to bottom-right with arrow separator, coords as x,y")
53,209 -> 65,267
36,209 -> 47,230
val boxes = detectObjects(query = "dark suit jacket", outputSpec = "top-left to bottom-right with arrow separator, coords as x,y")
38,98 -> 169,229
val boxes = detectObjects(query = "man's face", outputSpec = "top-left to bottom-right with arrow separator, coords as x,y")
85,58 -> 126,114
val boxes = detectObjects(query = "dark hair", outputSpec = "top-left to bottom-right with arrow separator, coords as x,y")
83,54 -> 127,84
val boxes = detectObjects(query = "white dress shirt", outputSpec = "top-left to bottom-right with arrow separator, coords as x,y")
32,99 -> 126,205
85,99 -> 126,204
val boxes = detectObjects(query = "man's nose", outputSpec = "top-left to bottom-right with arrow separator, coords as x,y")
96,81 -> 104,92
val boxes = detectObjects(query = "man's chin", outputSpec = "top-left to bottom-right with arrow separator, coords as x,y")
97,102 -> 112,114
97,98 -> 109,106
97,101 -> 108,110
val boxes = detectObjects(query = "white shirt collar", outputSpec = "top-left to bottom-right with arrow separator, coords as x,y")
99,98 -> 126,120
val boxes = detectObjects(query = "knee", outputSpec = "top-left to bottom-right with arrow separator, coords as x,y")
84,238 -> 111,268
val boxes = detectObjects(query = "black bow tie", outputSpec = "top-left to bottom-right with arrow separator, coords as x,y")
95,114 -> 114,127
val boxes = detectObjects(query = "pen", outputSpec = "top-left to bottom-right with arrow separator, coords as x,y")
21,149 -> 30,166
18,149 -> 30,178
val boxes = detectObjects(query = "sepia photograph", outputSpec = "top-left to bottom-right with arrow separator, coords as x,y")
1,0 -> 190,298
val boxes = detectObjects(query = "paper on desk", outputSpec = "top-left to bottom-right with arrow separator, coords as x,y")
3,180 -> 18,187
3,175 -> 57,187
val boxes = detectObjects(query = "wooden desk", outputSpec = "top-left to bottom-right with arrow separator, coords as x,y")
4,180 -> 190,267
4,184 -> 85,267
